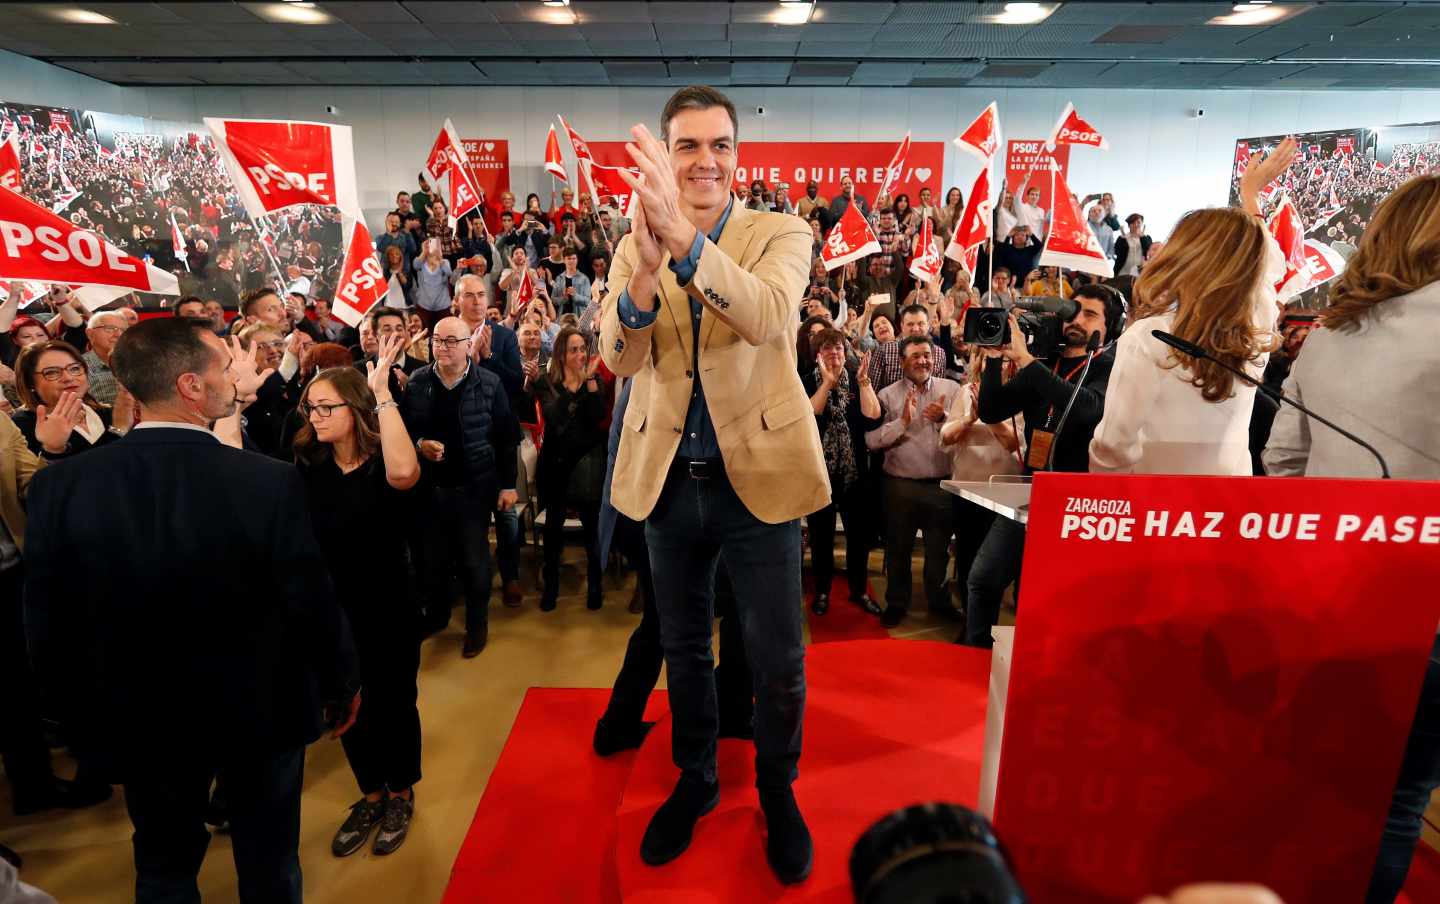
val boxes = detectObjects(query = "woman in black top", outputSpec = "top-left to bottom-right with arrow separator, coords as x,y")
535,326 -> 608,612
801,328 -> 884,616
293,334 -> 423,859
11,341 -> 127,459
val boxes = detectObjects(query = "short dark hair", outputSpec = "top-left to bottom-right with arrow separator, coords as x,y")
899,335 -> 932,358
1074,283 -> 1127,342
1126,213 -> 1144,226
241,288 -> 278,318
660,85 -> 739,144
367,305 -> 406,334
992,267 -> 1011,279
808,327 -> 846,356
174,295 -> 206,317
899,303 -> 929,323
111,318 -> 217,406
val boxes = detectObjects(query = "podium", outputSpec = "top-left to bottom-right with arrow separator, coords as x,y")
944,472 -> 1440,904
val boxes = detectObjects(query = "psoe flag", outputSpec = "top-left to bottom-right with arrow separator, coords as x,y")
204,118 -> 359,221
330,217 -> 387,327
1045,102 -> 1110,152
954,101 -> 1002,166
0,182 -> 179,296
0,131 -> 20,193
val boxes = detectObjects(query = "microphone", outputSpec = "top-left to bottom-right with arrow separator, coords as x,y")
1150,329 -> 1391,479
1045,330 -> 1103,471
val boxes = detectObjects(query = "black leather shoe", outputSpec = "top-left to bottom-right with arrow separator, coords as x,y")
759,788 -> 813,884
592,717 -> 655,756
539,585 -> 558,612
855,594 -> 883,616
640,776 -> 720,866
879,605 -> 907,628
810,593 -> 829,616
12,778 -> 112,816
587,588 -> 604,611
462,623 -> 488,658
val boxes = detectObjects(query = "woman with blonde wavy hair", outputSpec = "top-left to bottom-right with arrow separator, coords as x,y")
1088,138 -> 1296,475
1261,174 -> 1440,904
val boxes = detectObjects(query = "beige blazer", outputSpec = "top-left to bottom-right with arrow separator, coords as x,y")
600,203 -> 829,524
0,411 -> 45,551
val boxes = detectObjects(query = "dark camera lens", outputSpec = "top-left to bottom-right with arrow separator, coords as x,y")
975,311 -> 1006,345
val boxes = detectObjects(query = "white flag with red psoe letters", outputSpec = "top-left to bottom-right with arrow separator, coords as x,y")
330,217 -> 387,327
820,202 -> 881,271
908,216 -> 942,284
544,125 -> 568,182
944,167 -> 992,262
879,132 -> 911,200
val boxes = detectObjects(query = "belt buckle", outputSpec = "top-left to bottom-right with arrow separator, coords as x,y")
687,460 -> 710,480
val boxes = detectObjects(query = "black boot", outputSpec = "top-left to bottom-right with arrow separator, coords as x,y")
463,621 -> 488,658
586,574 -> 604,611
639,774 -> 720,866
592,716 -> 655,756
759,788 -> 813,884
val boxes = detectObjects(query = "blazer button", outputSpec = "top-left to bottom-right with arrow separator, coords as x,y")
685,370 -> 693,378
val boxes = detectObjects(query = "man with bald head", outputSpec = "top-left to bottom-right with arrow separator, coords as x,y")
401,316 -> 520,658
82,311 -> 129,405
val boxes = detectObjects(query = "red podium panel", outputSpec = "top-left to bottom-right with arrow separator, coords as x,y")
994,474 -> 1440,903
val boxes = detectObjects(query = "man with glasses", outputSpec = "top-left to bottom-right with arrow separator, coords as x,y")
82,311 -> 128,405
450,274 -> 526,609
358,307 -> 425,400
400,317 -> 521,657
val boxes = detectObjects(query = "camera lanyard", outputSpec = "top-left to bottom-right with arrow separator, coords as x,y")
1043,351 -> 1099,429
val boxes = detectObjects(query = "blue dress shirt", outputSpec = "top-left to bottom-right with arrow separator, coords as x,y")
615,197 -> 735,459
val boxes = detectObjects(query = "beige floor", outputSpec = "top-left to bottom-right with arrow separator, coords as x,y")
3,544 -> 1435,903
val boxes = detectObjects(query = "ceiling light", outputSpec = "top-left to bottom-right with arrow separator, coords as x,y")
772,1 -> 814,25
992,2 -> 1055,25
1210,3 -> 1303,26
54,8 -> 117,24
541,0 -> 570,6
251,2 -> 333,24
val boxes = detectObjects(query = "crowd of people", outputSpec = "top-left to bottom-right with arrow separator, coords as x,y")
3,85 -> 1439,904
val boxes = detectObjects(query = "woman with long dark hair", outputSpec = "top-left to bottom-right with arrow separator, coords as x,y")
535,326 -> 609,612
936,186 -> 965,244
292,334 -> 424,859
11,340 -> 128,458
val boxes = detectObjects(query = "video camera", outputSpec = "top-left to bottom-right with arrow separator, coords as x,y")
962,296 -> 1077,359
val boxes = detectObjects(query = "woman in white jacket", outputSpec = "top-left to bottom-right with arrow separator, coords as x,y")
1089,138 -> 1296,475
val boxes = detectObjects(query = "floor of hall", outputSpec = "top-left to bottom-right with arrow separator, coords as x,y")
3,541 -> 1436,903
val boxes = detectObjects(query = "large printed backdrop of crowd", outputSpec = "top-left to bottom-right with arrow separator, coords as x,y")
1228,119 -> 1440,306
0,98 -> 344,311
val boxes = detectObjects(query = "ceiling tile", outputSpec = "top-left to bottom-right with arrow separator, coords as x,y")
791,60 -> 857,77
851,61 -> 919,79
519,40 -> 597,55
728,24 -> 809,42
812,2 -> 896,25
418,61 -> 492,83
661,41 -> 734,56
402,2 -> 499,24
787,75 -> 851,85
646,2 -> 729,24
322,2 -> 418,24
654,23 -> 727,41
732,60 -> 793,77
154,2 -> 263,23
668,60 -> 731,79
915,60 -> 985,78
587,40 -> 664,55
571,1 -> 652,23
579,23 -> 657,41
796,24 -> 880,41
796,41 -> 873,57
730,41 -> 797,56
506,23 -> 586,41
869,40 -> 945,55
477,61 -> 555,81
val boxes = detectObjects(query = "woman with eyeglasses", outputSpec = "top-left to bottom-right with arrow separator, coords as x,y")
11,341 -> 132,459
292,332 -> 424,859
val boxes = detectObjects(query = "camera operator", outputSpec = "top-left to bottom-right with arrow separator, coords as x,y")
961,285 -> 1124,647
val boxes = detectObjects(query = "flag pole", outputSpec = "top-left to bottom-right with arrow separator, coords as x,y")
986,167 -> 996,306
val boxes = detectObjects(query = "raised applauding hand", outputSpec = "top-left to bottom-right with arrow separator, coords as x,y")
227,336 -> 274,404
856,351 -> 871,385
34,390 -> 85,453
367,333 -> 406,403
619,123 -> 695,262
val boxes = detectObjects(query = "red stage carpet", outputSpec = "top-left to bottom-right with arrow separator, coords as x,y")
614,639 -> 990,902
441,688 -> 666,904
804,577 -> 890,644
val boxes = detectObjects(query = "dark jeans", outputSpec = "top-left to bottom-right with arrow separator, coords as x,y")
951,498 -> 997,609
1366,634 -> 1440,903
645,463 -> 804,792
124,747 -> 304,904
341,629 -> 422,795
0,564 -> 53,794
541,472 -> 601,595
494,508 -> 520,584
806,482 -> 868,599
603,516 -> 753,729
882,477 -> 954,613
963,516 -> 1027,648
420,484 -> 496,636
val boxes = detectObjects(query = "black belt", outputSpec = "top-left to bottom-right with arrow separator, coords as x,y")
673,458 -> 725,480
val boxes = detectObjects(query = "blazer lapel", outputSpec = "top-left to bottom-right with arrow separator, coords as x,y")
657,251 -> 693,364
700,205 -> 757,352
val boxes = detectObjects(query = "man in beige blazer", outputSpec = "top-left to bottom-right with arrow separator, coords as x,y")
600,86 -> 827,885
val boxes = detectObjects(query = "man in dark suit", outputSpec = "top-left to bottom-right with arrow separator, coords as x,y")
357,306 -> 426,400
23,318 -> 360,904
